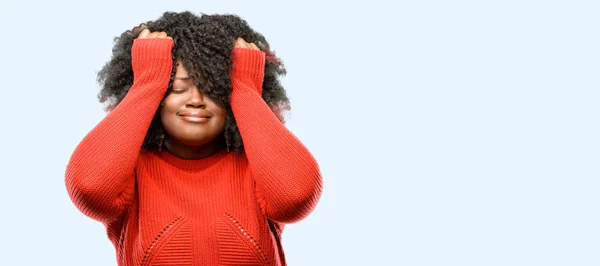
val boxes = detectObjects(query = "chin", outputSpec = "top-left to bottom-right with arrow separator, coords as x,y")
166,126 -> 224,147
178,138 -> 214,147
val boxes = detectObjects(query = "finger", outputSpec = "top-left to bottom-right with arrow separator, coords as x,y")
138,29 -> 150,39
234,37 -> 245,48
150,32 -> 164,39
157,32 -> 168,38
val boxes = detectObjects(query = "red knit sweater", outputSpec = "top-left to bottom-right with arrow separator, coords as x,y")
65,38 -> 323,266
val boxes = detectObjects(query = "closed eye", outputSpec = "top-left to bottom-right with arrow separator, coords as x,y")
170,88 -> 188,93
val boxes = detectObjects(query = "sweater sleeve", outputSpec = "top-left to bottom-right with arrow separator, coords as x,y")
229,48 -> 323,224
65,38 -> 174,223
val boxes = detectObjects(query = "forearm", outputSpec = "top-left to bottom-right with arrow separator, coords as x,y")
230,48 -> 323,224
65,39 -> 173,223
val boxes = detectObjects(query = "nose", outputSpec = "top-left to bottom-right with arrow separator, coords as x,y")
186,87 -> 206,108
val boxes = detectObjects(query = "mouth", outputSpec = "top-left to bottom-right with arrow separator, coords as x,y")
177,109 -> 213,123
180,115 -> 211,123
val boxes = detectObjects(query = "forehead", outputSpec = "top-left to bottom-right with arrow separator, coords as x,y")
175,62 -> 189,77
173,61 -> 206,83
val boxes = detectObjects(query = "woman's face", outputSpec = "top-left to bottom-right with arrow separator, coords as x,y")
160,62 -> 226,147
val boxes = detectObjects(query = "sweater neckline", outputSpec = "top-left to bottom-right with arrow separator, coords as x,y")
156,148 -> 230,170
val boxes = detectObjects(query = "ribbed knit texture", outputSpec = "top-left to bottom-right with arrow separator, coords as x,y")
65,39 -> 323,266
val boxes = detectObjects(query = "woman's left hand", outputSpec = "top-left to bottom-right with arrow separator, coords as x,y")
235,37 -> 260,50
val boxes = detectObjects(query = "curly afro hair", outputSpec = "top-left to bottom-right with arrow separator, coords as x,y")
97,11 -> 290,153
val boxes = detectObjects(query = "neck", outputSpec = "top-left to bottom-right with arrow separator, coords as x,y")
164,136 -> 223,159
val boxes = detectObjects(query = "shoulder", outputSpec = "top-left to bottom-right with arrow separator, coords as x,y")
136,149 -> 160,168
139,149 -> 155,160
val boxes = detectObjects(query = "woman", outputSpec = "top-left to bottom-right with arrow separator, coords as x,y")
65,11 -> 322,266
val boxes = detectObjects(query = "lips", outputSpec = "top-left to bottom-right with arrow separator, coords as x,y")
179,111 -> 212,123
180,112 -> 211,118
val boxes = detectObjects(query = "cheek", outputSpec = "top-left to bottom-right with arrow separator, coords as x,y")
159,102 -> 179,131
216,116 -> 226,131
160,97 -> 181,116
214,108 -> 227,128
159,106 -> 171,122
159,109 -> 171,134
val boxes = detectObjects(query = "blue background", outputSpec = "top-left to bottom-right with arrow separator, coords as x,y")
0,0 -> 598,265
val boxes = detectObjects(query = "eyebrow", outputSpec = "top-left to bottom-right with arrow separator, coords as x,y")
174,76 -> 191,80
